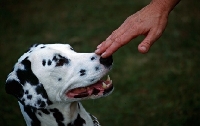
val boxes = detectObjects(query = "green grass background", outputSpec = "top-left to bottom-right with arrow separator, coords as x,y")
1,0 -> 200,125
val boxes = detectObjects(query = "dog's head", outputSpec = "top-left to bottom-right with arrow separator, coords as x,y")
5,44 -> 113,109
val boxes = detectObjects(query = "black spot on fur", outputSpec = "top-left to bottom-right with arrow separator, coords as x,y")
34,83 -> 52,108
35,84 -> 52,106
91,56 -> 96,61
95,66 -> 99,71
90,79 -> 95,82
79,69 -> 86,76
67,114 -> 86,126
35,84 -> 44,94
37,99 -> 42,105
70,47 -> 74,51
5,79 -> 24,99
27,95 -> 32,100
8,59 -> 52,108
89,114 -> 100,126
16,59 -> 39,86
74,114 -> 86,125
38,112 -> 42,117
58,78 -> 62,81
23,105 -> 41,126
22,98 -> 25,103
48,60 -> 52,66
50,108 -> 65,126
78,103 -> 80,109
25,90 -> 29,94
34,44 -> 39,47
36,97 -> 47,108
40,101 -> 46,108
40,46 -> 46,49
42,59 -> 46,66
41,109 -> 50,115
53,54 -> 70,67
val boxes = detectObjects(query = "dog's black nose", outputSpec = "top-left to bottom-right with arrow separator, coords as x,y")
99,56 -> 113,67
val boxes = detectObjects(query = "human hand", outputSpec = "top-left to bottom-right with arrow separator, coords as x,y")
95,2 -> 169,58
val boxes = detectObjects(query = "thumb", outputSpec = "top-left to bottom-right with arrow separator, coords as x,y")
138,29 -> 162,54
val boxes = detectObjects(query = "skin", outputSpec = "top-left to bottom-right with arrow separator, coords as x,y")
95,0 -> 180,58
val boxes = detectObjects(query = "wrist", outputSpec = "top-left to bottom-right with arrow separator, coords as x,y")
150,0 -> 180,14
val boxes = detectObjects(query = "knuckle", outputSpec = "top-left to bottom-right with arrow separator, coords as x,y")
115,38 -> 123,46
143,41 -> 151,46
130,24 -> 139,32
142,38 -> 152,46
155,29 -> 163,37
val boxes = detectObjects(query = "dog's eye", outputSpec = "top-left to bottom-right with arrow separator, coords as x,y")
56,58 -> 69,66
53,54 -> 70,67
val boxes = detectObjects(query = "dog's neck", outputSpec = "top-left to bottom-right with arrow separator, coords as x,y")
20,102 -> 97,126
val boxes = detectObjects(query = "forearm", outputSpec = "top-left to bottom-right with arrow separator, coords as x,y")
150,0 -> 180,14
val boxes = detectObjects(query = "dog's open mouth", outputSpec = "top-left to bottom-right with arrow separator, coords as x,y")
66,75 -> 113,98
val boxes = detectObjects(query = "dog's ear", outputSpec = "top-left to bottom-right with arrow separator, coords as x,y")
5,58 -> 52,109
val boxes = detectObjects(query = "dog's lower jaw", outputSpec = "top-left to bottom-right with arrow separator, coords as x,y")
19,101 -> 95,126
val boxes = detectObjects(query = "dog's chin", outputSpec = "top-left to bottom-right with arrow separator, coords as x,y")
66,75 -> 114,100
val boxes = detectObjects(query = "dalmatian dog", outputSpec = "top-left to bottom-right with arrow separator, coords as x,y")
5,44 -> 114,126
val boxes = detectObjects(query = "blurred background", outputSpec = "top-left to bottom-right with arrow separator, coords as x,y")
0,0 -> 200,125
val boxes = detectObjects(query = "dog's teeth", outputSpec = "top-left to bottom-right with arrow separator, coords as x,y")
109,80 -> 112,84
102,82 -> 107,89
106,75 -> 111,81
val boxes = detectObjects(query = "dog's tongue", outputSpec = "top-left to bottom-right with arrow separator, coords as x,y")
66,75 -> 113,98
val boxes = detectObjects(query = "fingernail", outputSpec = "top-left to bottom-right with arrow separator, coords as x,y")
97,44 -> 102,49
101,52 -> 107,57
106,35 -> 111,40
95,48 -> 100,53
140,46 -> 147,52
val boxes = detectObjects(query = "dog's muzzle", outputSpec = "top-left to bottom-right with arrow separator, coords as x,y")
66,56 -> 114,99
